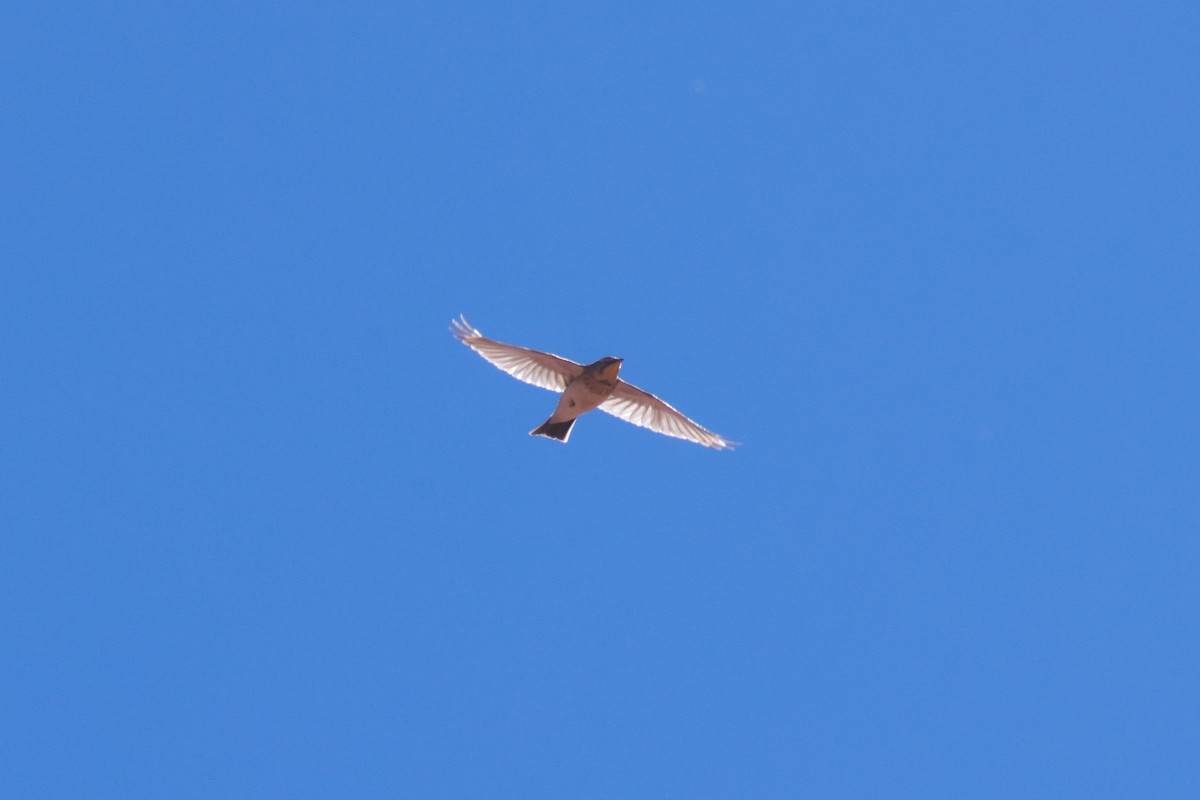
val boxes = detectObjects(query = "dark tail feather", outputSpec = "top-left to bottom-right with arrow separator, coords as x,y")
530,417 -> 575,443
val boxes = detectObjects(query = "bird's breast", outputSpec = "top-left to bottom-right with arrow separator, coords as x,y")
553,375 -> 616,419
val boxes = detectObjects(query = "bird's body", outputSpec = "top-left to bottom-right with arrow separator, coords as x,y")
451,316 -> 733,450
529,356 -> 623,442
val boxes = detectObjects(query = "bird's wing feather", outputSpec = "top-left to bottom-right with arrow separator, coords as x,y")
451,316 -> 582,392
599,378 -> 735,450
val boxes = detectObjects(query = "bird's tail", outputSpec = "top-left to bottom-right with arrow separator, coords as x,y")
530,417 -> 575,443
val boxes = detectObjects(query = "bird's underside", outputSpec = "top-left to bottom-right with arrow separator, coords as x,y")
451,316 -> 734,450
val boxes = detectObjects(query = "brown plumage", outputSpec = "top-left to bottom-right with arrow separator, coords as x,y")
451,316 -> 734,449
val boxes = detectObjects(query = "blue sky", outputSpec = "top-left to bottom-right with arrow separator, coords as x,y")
4,2 -> 1198,797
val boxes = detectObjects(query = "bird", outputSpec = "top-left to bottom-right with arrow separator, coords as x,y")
451,315 -> 734,450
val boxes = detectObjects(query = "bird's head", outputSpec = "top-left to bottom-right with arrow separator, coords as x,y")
591,356 -> 623,380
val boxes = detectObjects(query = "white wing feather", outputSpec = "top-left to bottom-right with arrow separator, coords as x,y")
451,316 -> 582,392
600,379 -> 735,450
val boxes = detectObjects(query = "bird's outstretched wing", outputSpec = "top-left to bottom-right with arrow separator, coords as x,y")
600,379 -> 735,450
451,316 -> 582,392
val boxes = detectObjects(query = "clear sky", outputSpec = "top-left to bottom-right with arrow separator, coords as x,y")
4,2 -> 1198,797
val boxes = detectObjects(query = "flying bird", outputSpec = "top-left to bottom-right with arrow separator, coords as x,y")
451,316 -> 734,450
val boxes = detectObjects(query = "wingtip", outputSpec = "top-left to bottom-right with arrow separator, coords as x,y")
450,314 -> 479,340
